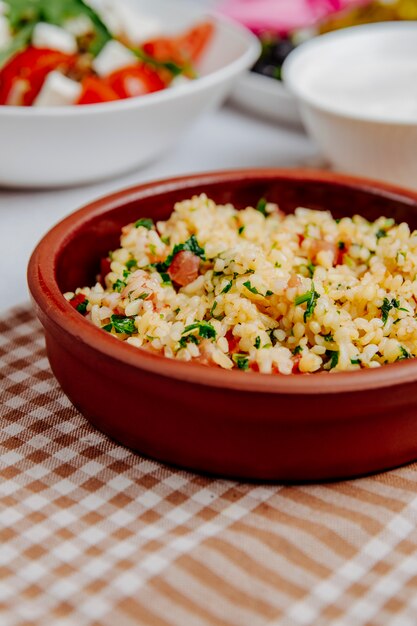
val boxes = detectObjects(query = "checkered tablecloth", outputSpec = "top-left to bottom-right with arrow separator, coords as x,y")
2,306 -> 417,626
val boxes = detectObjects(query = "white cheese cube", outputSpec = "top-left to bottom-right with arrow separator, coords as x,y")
0,15 -> 11,49
92,40 -> 136,77
117,6 -> 161,45
64,15 -> 94,37
33,23 -> 78,55
34,71 -> 82,107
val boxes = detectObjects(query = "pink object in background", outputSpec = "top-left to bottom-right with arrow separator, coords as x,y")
219,0 -> 372,35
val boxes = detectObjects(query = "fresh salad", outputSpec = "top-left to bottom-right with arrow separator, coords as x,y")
0,0 -> 214,106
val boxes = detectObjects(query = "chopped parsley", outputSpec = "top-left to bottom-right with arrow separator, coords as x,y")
265,290 -> 274,297
160,272 -> 172,287
156,234 -> 205,272
138,292 -> 149,300
210,301 -> 218,316
256,197 -> 268,217
238,225 -> 245,235
376,229 -> 388,240
306,261 -> 315,278
182,321 -> 216,340
179,334 -> 199,349
338,241 -> 346,250
135,218 -> 154,230
125,259 -> 138,271
113,279 -> 126,293
233,354 -> 249,370
350,357 -> 361,365
103,315 -> 136,335
243,281 -> 259,295
254,336 -> 261,349
75,299 -> 88,314
326,350 -> 339,369
221,280 -> 233,294
323,332 -> 334,342
292,345 -> 302,355
295,283 -> 320,323
379,297 -> 407,325
398,346 -> 412,361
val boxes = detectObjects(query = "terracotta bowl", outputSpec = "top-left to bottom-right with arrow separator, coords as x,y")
28,169 -> 417,481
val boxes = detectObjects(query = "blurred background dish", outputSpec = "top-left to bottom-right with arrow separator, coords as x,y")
282,22 -> 417,188
0,0 -> 259,187
225,0 -> 417,125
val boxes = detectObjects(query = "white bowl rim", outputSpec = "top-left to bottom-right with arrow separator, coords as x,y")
282,21 -> 417,127
0,10 -> 260,117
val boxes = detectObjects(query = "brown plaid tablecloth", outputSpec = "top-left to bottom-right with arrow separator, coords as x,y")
2,306 -> 417,626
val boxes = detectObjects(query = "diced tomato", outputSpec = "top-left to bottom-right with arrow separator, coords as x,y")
172,21 -> 214,63
287,274 -> 301,288
77,76 -> 119,105
308,239 -> 338,265
336,241 -> 350,266
250,362 -> 260,372
0,47 -> 76,106
107,63 -> 165,99
168,250 -> 200,286
297,233 -> 305,246
225,330 -> 240,354
143,21 -> 214,66
70,293 -> 88,315
98,256 -> 112,286
292,354 -> 302,374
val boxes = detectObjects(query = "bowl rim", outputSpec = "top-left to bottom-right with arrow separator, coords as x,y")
27,167 -> 417,395
0,10 -> 260,117
282,21 -> 417,127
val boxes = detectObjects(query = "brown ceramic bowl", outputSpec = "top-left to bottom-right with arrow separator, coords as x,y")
28,169 -> 417,481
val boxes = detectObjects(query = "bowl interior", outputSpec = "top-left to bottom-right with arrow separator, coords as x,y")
283,22 -> 417,123
56,173 -> 417,295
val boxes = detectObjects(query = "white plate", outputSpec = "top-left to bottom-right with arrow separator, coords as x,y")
231,70 -> 303,127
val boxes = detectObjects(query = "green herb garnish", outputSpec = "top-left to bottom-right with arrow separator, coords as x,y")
256,197 -> 268,217
376,229 -> 388,240
103,315 -> 136,335
113,279 -> 126,293
76,299 -> 88,314
243,281 -> 259,295
398,346 -> 412,361
238,226 -> 245,235
295,283 -> 320,323
156,235 -> 205,272
221,280 -> 233,294
254,336 -> 261,349
179,334 -> 200,349
182,321 -> 216,340
327,350 -> 339,369
350,358 -> 361,365
233,354 -> 249,370
323,332 -> 333,342
135,218 -> 154,230
292,345 -> 302,355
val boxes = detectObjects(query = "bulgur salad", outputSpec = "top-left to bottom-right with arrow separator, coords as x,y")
65,194 -> 417,374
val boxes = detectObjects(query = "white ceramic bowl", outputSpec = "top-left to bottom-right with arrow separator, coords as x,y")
0,0 -> 259,188
282,22 -> 417,189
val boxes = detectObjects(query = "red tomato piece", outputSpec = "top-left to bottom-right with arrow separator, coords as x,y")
176,21 -> 214,62
168,250 -> 200,286
70,293 -> 88,314
336,241 -> 350,266
0,47 -> 76,106
292,353 -> 302,374
308,239 -> 338,265
77,76 -> 119,105
143,21 -> 214,65
98,256 -> 112,286
107,63 -> 165,99
225,330 -> 240,354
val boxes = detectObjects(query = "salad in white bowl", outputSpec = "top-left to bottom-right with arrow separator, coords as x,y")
0,0 -> 214,107
0,0 -> 259,186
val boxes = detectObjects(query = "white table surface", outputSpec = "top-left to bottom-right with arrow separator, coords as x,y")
0,103 -> 319,313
